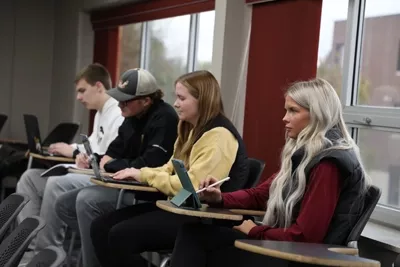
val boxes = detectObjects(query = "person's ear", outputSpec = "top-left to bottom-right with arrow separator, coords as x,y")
95,81 -> 103,92
143,97 -> 152,107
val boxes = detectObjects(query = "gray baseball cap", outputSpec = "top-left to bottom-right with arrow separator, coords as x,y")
107,68 -> 159,102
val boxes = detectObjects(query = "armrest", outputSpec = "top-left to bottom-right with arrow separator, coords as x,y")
327,247 -> 358,256
229,209 -> 265,216
234,240 -> 379,267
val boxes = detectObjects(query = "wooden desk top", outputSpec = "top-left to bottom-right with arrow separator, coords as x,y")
156,200 -> 243,221
30,153 -> 75,163
229,209 -> 265,217
234,240 -> 380,267
90,177 -> 159,193
69,168 -> 113,177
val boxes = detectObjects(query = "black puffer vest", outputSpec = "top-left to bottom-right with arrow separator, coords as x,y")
284,128 -> 366,245
199,114 -> 249,192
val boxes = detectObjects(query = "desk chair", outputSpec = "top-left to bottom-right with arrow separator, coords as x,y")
0,216 -> 45,267
26,246 -> 66,267
243,158 -> 265,189
0,193 -> 29,242
42,122 -> 80,147
235,185 -> 381,267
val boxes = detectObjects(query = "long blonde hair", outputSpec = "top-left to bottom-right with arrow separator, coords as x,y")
174,71 -> 224,167
263,78 -> 370,228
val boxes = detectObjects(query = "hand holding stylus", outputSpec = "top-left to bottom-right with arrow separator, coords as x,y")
197,176 -> 229,204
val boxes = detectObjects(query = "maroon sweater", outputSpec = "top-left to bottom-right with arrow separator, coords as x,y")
222,161 -> 341,242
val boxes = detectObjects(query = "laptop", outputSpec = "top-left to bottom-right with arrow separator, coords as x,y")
23,114 -> 53,156
171,158 -> 202,209
81,134 -> 148,186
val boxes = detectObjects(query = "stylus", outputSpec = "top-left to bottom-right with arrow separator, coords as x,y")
196,177 -> 230,194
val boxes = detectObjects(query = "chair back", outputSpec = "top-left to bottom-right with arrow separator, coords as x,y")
26,246 -> 66,267
345,185 -> 381,245
0,193 -> 29,242
0,115 -> 7,133
0,216 -> 45,267
242,158 -> 265,189
42,123 -> 80,147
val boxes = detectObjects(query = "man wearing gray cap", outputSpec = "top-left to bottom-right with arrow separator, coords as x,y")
26,68 -> 178,267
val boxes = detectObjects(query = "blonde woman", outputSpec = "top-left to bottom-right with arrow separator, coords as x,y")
170,78 -> 370,267
90,70 -> 249,267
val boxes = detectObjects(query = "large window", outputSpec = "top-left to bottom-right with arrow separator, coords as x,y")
118,11 -> 215,105
119,23 -> 143,74
318,0 -> 400,227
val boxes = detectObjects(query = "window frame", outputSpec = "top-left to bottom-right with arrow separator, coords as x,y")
341,0 -> 400,228
139,12 -> 209,72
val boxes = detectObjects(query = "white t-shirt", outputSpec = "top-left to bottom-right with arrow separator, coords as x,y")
71,97 -> 123,154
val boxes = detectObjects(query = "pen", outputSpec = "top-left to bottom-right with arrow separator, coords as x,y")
196,177 -> 230,194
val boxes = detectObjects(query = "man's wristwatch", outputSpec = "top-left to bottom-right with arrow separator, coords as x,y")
72,149 -> 80,159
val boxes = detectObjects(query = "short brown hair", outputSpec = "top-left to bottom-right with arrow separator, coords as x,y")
74,63 -> 112,90
147,89 -> 164,101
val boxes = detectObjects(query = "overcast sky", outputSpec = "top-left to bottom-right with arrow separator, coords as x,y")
150,11 -> 215,62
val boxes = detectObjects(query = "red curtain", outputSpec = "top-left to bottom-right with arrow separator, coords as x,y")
243,0 -> 323,183
89,27 -> 120,134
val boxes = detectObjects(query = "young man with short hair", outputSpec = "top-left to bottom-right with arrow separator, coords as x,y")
17,63 -> 124,265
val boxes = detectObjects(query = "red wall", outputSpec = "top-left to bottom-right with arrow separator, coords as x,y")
243,0 -> 322,182
90,27 -> 120,134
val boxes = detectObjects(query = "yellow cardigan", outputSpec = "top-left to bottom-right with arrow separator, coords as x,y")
139,127 -> 238,196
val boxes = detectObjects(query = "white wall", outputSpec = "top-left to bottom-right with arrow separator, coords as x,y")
0,1 -> 16,138
212,0 -> 251,135
49,0 -> 93,141
0,0 -> 55,140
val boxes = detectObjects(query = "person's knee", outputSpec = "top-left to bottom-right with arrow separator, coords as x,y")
45,175 -> 65,191
76,187 -> 117,220
16,169 -> 38,192
54,193 -> 69,222
177,223 -> 210,244
75,187 -> 101,217
108,223 -> 135,250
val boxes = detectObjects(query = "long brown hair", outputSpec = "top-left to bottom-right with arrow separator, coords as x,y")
174,70 -> 224,167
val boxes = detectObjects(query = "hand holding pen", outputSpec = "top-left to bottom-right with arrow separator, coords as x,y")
197,176 -> 230,204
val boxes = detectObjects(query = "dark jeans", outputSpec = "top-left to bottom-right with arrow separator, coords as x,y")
170,223 -> 288,267
90,202 -> 199,267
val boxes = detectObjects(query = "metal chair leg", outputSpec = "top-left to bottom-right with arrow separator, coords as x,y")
160,255 -> 170,267
147,252 -> 153,267
116,189 -> 125,209
66,230 -> 77,267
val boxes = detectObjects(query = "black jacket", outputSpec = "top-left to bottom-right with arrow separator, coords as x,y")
202,114 -> 249,192
103,100 -> 178,173
288,128 -> 366,245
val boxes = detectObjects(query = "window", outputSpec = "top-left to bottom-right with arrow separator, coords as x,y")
323,0 -> 400,228
356,1 -> 400,106
146,15 -> 191,104
119,23 -> 143,75
358,128 -> 400,207
118,11 -> 216,105
316,0 -> 348,98
195,11 -> 215,71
